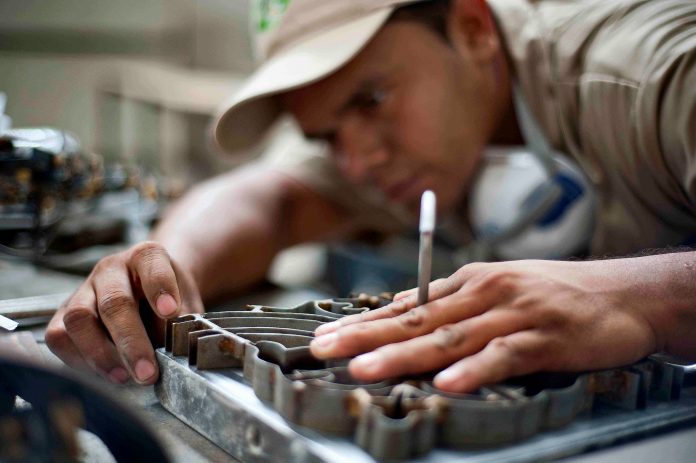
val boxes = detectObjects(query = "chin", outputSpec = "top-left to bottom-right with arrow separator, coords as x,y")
403,197 -> 422,215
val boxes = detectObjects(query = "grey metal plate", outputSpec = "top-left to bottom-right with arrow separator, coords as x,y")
155,350 -> 696,463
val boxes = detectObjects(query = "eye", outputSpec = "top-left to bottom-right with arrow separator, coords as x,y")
323,132 -> 338,149
353,88 -> 387,113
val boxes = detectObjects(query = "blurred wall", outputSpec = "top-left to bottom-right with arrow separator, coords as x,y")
0,0 -> 256,187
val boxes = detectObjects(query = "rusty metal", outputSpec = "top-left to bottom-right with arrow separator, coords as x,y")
154,298 -> 696,462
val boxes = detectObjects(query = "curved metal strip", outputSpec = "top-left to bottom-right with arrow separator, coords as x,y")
159,297 -> 687,461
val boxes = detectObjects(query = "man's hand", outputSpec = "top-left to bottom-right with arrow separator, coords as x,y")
309,257 -> 692,393
46,241 -> 204,385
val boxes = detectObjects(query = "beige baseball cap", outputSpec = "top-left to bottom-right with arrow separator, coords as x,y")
214,0 -> 425,155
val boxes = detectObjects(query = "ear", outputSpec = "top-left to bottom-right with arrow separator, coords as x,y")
446,0 -> 500,64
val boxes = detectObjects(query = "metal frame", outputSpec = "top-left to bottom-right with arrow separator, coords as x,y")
155,298 -> 696,462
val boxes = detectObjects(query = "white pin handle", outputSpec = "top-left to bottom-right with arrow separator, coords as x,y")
417,190 -> 436,306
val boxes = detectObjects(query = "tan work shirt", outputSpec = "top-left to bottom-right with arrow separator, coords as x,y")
489,0 -> 696,255
268,0 -> 696,256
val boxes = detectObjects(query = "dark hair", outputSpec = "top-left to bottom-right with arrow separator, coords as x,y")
389,0 -> 452,40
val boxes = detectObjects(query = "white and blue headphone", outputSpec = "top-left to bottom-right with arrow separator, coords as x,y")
465,86 -> 596,261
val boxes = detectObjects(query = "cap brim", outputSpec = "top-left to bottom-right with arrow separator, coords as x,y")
214,8 -> 394,155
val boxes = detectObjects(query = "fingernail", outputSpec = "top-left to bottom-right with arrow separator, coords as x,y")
156,293 -> 178,317
351,352 -> 382,375
315,321 -> 339,336
134,359 -> 156,382
108,367 -> 130,384
310,332 -> 337,352
434,368 -> 458,387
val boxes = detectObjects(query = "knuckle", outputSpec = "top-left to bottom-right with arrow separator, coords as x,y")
534,304 -> 567,327
98,291 -> 135,318
545,310 -> 567,328
429,278 -> 454,296
116,331 -> 144,356
510,293 -> 539,311
456,262 -> 490,278
488,336 -> 518,357
130,241 -> 167,265
92,254 -> 120,274
433,323 -> 467,351
388,301 -> 409,317
146,268 -> 174,286
397,307 -> 427,329
393,289 -> 414,301
394,292 -> 416,307
487,335 -> 543,372
471,270 -> 519,296
62,306 -> 95,332
45,325 -> 70,352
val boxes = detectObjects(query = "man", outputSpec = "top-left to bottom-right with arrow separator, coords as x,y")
46,0 -> 696,393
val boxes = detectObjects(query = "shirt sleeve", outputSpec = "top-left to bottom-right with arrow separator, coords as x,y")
658,46 -> 696,208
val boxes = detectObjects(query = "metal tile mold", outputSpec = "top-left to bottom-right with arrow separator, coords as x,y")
155,298 -> 696,462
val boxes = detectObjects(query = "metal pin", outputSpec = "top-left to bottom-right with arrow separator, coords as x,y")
417,191 -> 436,307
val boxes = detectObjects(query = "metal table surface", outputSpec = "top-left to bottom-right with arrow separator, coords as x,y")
2,259 -> 696,462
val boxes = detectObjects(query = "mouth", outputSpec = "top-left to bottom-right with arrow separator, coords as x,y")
381,174 -> 430,204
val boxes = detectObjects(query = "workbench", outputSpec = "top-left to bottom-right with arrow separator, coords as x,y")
2,258 -> 696,463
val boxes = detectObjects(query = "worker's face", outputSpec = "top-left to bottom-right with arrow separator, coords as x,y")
281,6 -> 506,213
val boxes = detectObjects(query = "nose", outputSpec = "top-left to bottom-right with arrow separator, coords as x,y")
334,115 -> 388,182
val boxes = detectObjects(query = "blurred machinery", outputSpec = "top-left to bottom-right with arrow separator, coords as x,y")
0,127 -> 104,256
0,332 -> 169,463
0,93 -> 159,264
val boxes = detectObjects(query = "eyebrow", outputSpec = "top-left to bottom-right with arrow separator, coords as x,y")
337,77 -> 383,115
302,75 -> 386,142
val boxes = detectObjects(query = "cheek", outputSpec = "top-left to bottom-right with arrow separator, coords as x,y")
387,90 -> 450,166
390,89 -> 481,180
386,88 -> 484,208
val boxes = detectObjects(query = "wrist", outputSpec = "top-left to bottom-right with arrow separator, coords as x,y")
615,252 -> 696,358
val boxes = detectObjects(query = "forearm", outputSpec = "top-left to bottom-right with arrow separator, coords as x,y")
151,165 -> 356,303
151,168 -> 280,301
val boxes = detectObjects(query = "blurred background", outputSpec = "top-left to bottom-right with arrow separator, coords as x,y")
0,0 -> 329,296
0,0 -> 258,188
0,0 -> 428,299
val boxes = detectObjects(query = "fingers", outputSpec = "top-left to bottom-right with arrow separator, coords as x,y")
433,330 -> 550,393
393,276 -> 464,307
45,304 -> 90,371
46,286 -> 129,385
62,285 -> 129,383
346,308 -> 530,382
171,259 -> 205,316
315,298 -> 412,337
314,277 -> 461,337
93,262 -> 159,385
311,290 -> 492,359
128,242 -> 181,318
392,289 -> 415,301
45,241 -> 201,386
